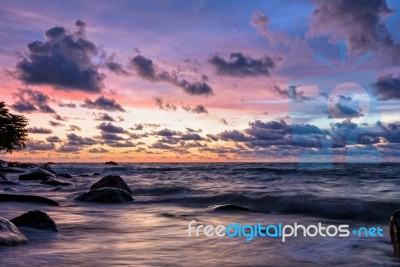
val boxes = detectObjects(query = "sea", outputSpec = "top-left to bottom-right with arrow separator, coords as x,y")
0,162 -> 399,266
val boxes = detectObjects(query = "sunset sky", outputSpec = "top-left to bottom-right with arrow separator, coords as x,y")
1,0 -> 400,162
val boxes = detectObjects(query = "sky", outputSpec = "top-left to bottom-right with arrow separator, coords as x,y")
1,0 -> 400,162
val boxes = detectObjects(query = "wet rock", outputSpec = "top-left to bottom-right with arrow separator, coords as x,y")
90,172 -> 101,176
39,163 -> 57,174
0,180 -> 18,185
105,161 -> 118,165
0,171 -> 8,181
90,175 -> 132,194
41,177 -> 73,186
19,168 -> 55,181
0,194 -> 59,206
0,217 -> 27,246
56,173 -> 72,178
78,174 -> 90,177
76,187 -> 134,203
213,204 -> 250,212
11,210 -> 58,232
390,209 -> 400,257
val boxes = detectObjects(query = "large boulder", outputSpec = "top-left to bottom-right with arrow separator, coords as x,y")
76,187 -> 134,203
0,171 -> 8,181
39,163 -> 57,174
105,161 -> 118,165
19,168 -> 55,181
0,194 -> 59,206
41,177 -> 73,186
390,209 -> 400,257
90,175 -> 132,194
11,210 -> 58,232
0,217 -> 27,246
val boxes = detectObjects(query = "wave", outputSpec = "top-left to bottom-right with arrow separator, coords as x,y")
132,186 -> 192,195
137,193 -> 400,222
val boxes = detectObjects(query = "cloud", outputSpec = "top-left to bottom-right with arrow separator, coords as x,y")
209,52 -> 279,77
88,147 -> 109,153
58,101 -> 76,108
97,122 -> 127,134
153,96 -> 177,111
57,145 -> 81,153
309,0 -> 398,59
93,112 -> 116,121
66,133 -> 96,146
105,54 -> 129,75
27,140 -> 55,151
27,127 -> 52,134
53,114 -> 67,121
49,121 -> 63,127
101,132 -> 125,141
131,55 -> 213,96
67,125 -> 82,131
182,103 -> 208,114
273,84 -> 312,102
46,136 -> 62,142
11,88 -> 55,114
377,75 -> 400,100
82,95 -> 126,112
14,20 -> 105,92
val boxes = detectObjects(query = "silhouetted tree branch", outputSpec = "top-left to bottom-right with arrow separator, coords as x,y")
0,102 -> 28,153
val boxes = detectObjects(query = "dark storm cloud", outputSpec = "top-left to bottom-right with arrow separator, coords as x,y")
27,140 -> 55,151
97,122 -> 127,134
88,147 -> 109,153
11,89 -> 55,114
377,75 -> 400,100
131,55 -> 213,96
82,96 -> 126,112
27,127 -> 52,134
14,20 -> 105,92
310,0 -> 399,58
209,52 -> 279,77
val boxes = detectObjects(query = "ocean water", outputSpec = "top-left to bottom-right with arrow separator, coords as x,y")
0,163 -> 399,266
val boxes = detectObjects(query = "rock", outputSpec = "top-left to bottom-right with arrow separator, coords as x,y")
90,175 -> 132,194
19,168 -> 55,181
0,171 -> 8,181
0,217 -> 27,246
76,187 -> 134,203
390,209 -> 400,257
213,204 -> 250,212
78,174 -> 90,177
56,173 -> 72,178
11,210 -> 58,232
105,161 -> 118,165
0,194 -> 59,206
90,172 -> 101,176
0,180 -> 18,185
39,163 -> 57,174
41,177 -> 73,186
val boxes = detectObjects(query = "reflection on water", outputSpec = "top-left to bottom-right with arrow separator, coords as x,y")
0,163 -> 399,266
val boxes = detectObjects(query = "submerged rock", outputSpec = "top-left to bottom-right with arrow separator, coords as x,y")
213,204 -> 250,212
0,217 -> 27,246
11,210 -> 58,232
0,171 -> 8,181
19,168 -> 55,181
0,194 -> 59,206
39,163 -> 57,174
90,175 -> 132,193
41,177 -> 73,186
76,187 -> 134,203
105,161 -> 118,165
390,209 -> 400,257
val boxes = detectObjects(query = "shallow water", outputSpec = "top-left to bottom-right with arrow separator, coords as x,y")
0,163 -> 399,266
